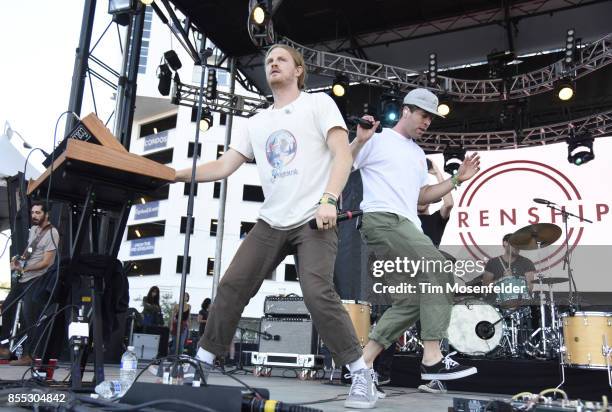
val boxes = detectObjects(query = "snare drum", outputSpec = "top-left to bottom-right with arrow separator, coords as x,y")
493,276 -> 530,306
342,300 -> 371,347
448,300 -> 504,356
561,311 -> 612,369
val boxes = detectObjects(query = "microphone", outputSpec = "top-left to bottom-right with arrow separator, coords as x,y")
308,210 -> 363,230
347,116 -> 383,133
533,198 -> 556,205
262,332 -> 281,341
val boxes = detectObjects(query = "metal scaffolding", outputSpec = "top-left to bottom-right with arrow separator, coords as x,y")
279,33 -> 612,102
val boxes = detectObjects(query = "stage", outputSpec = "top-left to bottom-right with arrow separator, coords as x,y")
0,361 -> 502,411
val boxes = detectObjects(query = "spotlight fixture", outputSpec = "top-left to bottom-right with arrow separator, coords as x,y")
564,28 -> 576,66
157,63 -> 172,96
247,0 -> 274,47
427,53 -> 438,86
251,4 -> 267,25
332,75 -> 349,97
205,68 -> 218,100
567,130 -> 594,165
379,92 -> 402,127
443,145 -> 466,175
555,78 -> 575,101
192,106 -> 214,132
163,50 -> 182,71
108,0 -> 136,15
437,97 -> 451,117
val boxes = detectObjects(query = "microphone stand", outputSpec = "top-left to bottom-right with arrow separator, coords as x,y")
228,327 -> 273,375
543,203 -> 592,313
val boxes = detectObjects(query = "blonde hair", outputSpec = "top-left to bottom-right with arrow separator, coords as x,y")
265,44 -> 306,90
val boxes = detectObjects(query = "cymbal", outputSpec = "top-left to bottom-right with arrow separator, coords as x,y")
531,277 -> 569,285
509,223 -> 562,250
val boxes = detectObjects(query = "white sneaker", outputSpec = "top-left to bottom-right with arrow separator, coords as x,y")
371,371 -> 387,399
344,368 -> 378,409
418,380 -> 447,394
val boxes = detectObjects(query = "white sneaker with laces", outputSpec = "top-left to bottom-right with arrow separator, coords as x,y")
344,368 -> 378,409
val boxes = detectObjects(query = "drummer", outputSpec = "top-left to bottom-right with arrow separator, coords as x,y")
481,233 -> 536,295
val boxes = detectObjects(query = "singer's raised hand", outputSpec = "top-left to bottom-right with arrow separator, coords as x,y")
456,153 -> 481,183
355,115 -> 379,144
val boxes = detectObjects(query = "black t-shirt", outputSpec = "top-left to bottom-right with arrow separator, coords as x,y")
418,210 -> 448,247
484,254 -> 536,281
198,308 -> 209,335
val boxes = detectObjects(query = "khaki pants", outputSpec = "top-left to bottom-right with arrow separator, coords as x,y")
199,220 -> 362,365
360,212 -> 453,349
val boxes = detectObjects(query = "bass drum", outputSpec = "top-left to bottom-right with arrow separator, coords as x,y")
448,300 -> 504,356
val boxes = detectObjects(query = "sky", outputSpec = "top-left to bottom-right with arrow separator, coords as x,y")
0,1 -> 123,291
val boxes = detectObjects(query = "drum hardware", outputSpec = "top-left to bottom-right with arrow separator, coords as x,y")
398,326 -> 423,354
530,199 -> 593,312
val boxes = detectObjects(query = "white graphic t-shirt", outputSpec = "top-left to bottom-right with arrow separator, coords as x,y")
230,92 -> 347,229
353,128 -> 428,231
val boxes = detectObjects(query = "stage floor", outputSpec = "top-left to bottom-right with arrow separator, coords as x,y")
0,362 -> 501,411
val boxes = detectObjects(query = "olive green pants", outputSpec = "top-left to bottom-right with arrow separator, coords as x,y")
360,212 -> 453,349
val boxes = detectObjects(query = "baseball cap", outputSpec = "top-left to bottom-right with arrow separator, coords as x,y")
403,88 -> 444,118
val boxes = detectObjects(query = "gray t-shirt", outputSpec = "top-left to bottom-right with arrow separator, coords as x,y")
20,225 -> 60,283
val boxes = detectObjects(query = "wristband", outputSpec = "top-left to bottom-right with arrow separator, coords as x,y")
451,175 -> 462,190
323,191 -> 339,200
319,196 -> 338,209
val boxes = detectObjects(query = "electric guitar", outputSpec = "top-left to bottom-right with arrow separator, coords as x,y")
10,256 -> 25,281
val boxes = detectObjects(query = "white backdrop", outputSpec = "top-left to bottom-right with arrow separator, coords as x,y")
428,136 -> 612,293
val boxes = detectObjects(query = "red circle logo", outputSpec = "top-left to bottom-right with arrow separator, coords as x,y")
457,160 -> 584,271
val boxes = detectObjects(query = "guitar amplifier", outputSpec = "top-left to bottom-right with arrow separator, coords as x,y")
263,295 -> 309,317
259,317 -> 318,354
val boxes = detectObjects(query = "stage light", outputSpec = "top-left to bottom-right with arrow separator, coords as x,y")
564,28 -> 576,66
379,93 -> 402,127
247,0 -> 274,47
140,0 -> 153,4
428,53 -> 438,86
108,0 -> 136,14
443,145 -> 466,175
205,68 -> 218,100
555,78 -> 575,101
332,75 -> 349,97
135,229 -> 142,238
157,63 -> 172,96
192,106 -> 214,132
252,5 -> 266,25
437,101 -> 450,117
567,131 -> 594,165
163,50 -> 182,71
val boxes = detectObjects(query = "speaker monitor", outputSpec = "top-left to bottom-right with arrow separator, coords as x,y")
259,317 -> 318,354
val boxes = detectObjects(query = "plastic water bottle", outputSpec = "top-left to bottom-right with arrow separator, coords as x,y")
120,346 -> 138,389
95,346 -> 139,399
94,380 -> 125,399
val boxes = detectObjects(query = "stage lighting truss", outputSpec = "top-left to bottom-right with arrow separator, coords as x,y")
248,0 -> 275,48
567,130 -> 594,165
443,146 -> 466,175
176,81 -> 269,118
279,33 -> 612,103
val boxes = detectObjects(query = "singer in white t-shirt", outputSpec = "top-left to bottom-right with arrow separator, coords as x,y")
351,88 -> 481,382
176,44 -> 378,409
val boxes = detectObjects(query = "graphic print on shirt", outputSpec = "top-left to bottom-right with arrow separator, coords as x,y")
265,129 -> 298,182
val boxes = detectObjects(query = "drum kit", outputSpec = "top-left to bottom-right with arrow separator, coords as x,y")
403,220 -> 611,387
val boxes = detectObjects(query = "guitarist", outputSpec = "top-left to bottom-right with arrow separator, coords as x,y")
0,201 -> 59,365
